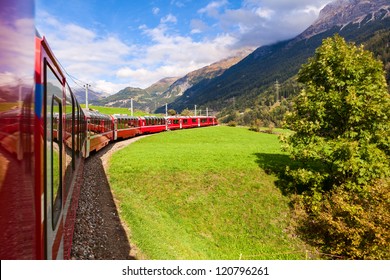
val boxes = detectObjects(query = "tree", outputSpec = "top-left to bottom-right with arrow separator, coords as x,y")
283,34 -> 390,191
180,108 -> 192,116
281,35 -> 390,259
167,109 -> 176,116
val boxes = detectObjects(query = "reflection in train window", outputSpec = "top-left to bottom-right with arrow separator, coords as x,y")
45,63 -> 63,230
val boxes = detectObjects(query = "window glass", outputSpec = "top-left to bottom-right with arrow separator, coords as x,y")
45,64 -> 63,229
64,85 -> 75,195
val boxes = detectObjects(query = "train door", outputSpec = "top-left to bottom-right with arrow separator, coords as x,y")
44,60 -> 65,259
113,116 -> 118,140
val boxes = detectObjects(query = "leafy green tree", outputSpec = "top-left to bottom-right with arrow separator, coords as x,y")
282,35 -> 390,259
167,109 -> 176,116
180,108 -> 192,116
283,34 -> 390,192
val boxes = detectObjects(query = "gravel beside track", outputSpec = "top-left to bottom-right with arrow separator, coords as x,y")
71,136 -> 149,260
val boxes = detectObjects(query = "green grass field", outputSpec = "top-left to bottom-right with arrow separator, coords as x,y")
107,126 -> 308,260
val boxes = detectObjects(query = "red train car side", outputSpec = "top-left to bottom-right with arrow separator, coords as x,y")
0,0 -> 36,259
139,116 -> 167,134
113,115 -> 141,140
0,1 -> 86,259
83,110 -> 114,157
166,116 -> 218,130
0,0 -> 218,260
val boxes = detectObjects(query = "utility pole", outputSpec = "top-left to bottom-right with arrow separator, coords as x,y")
84,84 -> 91,109
165,103 -> 168,117
206,108 -> 209,117
275,80 -> 280,102
194,105 -> 197,116
130,98 -> 133,116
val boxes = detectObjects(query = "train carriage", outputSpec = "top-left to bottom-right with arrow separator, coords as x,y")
36,36 -> 87,260
199,116 -> 218,127
0,0 -> 87,259
113,114 -> 141,140
0,0 -> 217,260
83,109 -> 114,157
139,116 -> 167,134
166,116 -> 182,130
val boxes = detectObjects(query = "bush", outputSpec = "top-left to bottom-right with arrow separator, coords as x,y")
293,179 -> 390,259
249,119 -> 263,132
228,121 -> 237,127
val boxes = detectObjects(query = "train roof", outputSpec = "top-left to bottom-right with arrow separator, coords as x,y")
82,109 -> 111,119
112,114 -> 139,120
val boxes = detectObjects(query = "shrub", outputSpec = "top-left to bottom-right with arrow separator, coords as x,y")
228,121 -> 237,127
293,179 -> 390,259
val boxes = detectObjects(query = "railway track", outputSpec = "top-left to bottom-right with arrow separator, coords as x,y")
70,136 -> 149,259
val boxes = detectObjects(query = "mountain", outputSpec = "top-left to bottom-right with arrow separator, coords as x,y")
301,0 -> 390,39
73,88 -> 104,104
92,77 -> 177,112
145,77 -> 178,96
157,49 -> 252,105
164,0 -> 390,113
97,49 -> 250,113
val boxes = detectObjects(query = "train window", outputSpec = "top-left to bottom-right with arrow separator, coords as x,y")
64,85 -> 75,197
75,101 -> 80,156
51,96 -> 62,228
192,119 -> 197,123
45,62 -> 63,230
183,119 -> 188,124
65,84 -> 75,169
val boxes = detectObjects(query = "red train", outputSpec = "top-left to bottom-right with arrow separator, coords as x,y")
0,0 -> 217,260
83,112 -> 217,157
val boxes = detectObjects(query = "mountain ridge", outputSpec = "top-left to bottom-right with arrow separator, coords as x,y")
94,49 -> 251,112
160,0 -> 390,113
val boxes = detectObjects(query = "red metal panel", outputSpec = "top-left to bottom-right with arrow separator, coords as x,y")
0,0 -> 37,259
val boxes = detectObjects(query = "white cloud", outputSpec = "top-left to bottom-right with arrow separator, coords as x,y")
0,17 -> 35,85
152,7 -> 160,15
190,19 -> 209,34
161,14 -> 177,24
198,0 -> 228,17
204,0 -> 331,48
36,10 -> 136,92
115,20 -> 239,88
35,1 -> 332,91
94,80 -> 129,95
255,7 -> 274,19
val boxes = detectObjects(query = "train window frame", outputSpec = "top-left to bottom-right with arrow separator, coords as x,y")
70,87 -> 76,169
44,60 -> 63,231
51,96 -> 63,229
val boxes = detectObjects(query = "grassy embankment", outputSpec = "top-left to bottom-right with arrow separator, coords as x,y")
107,126 -> 308,260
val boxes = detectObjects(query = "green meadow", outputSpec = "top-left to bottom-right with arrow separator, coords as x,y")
107,126 -> 308,260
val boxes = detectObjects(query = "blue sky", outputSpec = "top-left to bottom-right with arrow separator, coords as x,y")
36,0 -> 332,94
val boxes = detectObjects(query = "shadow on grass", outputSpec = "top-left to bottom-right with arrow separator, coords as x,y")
253,153 -> 309,196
